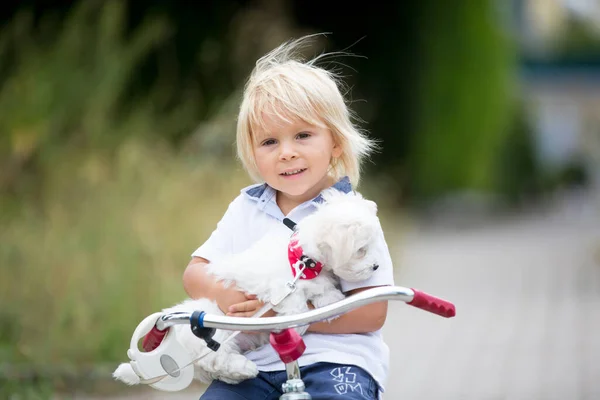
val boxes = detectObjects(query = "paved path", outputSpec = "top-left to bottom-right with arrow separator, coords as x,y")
384,196 -> 600,399
75,195 -> 600,399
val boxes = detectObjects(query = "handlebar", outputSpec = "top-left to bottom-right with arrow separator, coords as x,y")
117,285 -> 455,393
155,285 -> 455,332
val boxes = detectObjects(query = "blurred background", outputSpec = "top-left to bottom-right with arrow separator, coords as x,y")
1,0 -> 599,399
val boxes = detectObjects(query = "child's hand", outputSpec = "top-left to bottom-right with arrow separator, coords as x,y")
214,283 -> 251,314
227,294 -> 276,318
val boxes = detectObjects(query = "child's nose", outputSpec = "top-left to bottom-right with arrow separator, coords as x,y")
279,143 -> 298,160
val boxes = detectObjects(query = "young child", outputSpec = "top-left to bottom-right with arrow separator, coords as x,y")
182,34 -> 395,399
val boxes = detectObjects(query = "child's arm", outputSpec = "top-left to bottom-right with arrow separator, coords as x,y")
306,286 -> 388,334
183,257 -> 255,314
227,285 -> 388,333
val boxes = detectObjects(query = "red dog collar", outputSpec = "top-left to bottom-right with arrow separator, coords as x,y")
288,233 -> 323,279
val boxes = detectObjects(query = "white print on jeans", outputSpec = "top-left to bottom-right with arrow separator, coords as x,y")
330,366 -> 364,395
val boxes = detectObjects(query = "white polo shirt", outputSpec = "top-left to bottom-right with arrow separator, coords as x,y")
192,176 -> 395,394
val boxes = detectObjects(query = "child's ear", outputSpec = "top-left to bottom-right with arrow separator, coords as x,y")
332,143 -> 343,158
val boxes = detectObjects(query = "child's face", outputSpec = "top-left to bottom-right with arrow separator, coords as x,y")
253,112 -> 342,207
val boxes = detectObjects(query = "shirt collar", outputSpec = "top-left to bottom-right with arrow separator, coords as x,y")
242,176 -> 352,204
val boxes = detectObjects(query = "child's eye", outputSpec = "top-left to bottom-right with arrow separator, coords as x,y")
261,139 -> 277,146
296,132 -> 311,140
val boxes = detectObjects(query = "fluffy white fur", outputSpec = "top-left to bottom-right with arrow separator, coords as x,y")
113,363 -> 142,385
114,189 -> 381,386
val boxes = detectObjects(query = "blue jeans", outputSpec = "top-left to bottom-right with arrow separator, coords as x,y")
199,362 -> 378,399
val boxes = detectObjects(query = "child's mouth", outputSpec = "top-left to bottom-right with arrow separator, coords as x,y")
280,168 -> 306,177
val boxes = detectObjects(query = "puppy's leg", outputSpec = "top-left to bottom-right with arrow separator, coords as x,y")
236,332 -> 270,353
310,287 -> 346,309
207,335 -> 259,384
304,281 -> 346,324
193,365 -> 214,385
180,322 -> 259,384
273,292 -> 313,336
164,299 -> 231,384
273,291 -> 310,316
173,306 -> 258,385
167,299 -> 218,359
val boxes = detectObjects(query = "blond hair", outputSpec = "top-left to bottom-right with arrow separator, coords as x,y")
235,34 -> 377,187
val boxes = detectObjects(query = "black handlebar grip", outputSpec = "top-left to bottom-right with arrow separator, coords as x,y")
191,311 -> 221,351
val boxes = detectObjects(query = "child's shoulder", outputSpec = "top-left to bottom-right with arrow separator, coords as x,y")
221,181 -> 269,212
239,181 -> 268,199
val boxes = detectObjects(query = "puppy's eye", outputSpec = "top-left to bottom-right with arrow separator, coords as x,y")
356,247 -> 367,258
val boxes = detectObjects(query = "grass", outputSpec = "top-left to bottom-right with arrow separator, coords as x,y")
0,4 -> 242,385
0,139 -> 253,396
0,138 -> 249,359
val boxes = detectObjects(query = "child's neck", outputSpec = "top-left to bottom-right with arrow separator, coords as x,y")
276,194 -> 302,216
276,176 -> 334,216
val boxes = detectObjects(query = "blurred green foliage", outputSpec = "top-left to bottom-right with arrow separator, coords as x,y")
407,0 -> 517,203
0,1 -> 245,395
554,14 -> 600,58
0,136 -> 250,367
0,1 -> 201,195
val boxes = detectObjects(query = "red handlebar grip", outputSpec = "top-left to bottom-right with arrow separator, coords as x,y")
270,328 -> 306,363
408,289 -> 456,318
142,326 -> 168,352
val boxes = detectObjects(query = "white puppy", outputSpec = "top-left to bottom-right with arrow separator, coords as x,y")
114,189 -> 382,386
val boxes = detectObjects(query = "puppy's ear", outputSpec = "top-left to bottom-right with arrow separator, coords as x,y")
316,242 -> 332,264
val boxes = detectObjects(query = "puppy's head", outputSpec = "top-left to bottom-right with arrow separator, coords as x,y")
295,190 -> 381,282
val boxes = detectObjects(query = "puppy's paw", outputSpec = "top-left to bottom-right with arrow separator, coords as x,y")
193,365 -> 215,385
212,353 -> 259,384
311,290 -> 346,309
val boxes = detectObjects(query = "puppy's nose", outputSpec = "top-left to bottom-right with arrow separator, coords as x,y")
372,264 -> 379,271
